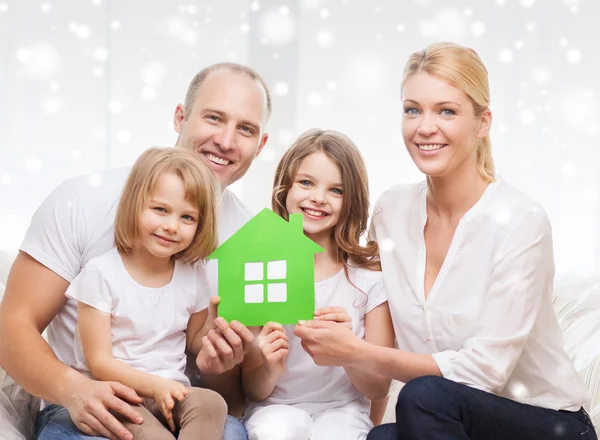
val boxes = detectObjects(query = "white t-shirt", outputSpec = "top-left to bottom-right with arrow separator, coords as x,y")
20,166 -> 252,373
247,266 -> 388,416
65,248 -> 208,386
370,179 -> 590,412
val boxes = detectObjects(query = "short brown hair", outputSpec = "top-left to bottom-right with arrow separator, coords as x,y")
272,129 -> 381,275
114,147 -> 220,263
183,62 -> 272,120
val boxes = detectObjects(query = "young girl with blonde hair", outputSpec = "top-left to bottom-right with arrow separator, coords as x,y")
66,147 -> 228,439
241,129 -> 396,440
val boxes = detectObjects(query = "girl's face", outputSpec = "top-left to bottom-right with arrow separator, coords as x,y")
138,172 -> 199,261
401,72 -> 490,179
285,151 -> 343,244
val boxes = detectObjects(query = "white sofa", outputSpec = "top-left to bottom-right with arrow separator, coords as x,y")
0,251 -> 599,438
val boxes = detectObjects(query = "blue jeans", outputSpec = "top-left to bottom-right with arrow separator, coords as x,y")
35,404 -> 248,440
367,376 -> 597,440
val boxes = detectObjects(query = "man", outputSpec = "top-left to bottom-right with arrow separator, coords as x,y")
0,63 -> 270,440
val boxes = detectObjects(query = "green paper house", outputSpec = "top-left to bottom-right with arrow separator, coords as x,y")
208,208 -> 324,326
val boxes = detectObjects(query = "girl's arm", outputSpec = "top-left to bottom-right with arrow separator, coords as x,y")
241,323 -> 288,402
78,302 -> 173,398
343,302 -> 395,401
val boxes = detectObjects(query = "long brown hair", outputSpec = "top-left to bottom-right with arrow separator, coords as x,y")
403,42 -> 495,182
114,147 -> 220,263
272,129 -> 381,284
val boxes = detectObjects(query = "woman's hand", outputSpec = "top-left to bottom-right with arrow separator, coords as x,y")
313,306 -> 353,330
293,320 -> 362,367
151,378 -> 189,431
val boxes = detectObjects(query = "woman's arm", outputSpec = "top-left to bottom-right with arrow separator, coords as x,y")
343,303 -> 395,400
78,302 -> 164,398
295,320 -> 441,383
241,323 -> 288,402
297,208 -> 553,392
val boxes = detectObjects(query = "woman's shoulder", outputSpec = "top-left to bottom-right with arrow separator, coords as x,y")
491,181 -> 550,225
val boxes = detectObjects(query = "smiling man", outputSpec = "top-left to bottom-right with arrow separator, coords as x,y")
0,63 -> 271,440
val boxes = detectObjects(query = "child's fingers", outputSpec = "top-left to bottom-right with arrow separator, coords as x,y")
269,348 -> 288,363
264,338 -> 288,356
172,389 -> 186,402
264,330 -> 288,344
160,399 -> 176,432
261,322 -> 285,335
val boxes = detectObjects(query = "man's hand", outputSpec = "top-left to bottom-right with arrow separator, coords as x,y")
63,373 -> 143,440
257,322 -> 288,377
314,306 -> 353,330
196,298 -> 254,374
293,319 -> 361,367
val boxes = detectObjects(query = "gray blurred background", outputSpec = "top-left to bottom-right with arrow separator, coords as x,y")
0,0 -> 598,277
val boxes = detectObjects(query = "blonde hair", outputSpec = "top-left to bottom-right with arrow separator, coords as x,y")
114,147 -> 220,263
183,62 -> 272,120
272,129 -> 381,282
403,42 -> 495,182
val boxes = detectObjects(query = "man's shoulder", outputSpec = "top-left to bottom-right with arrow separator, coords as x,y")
221,188 -> 253,220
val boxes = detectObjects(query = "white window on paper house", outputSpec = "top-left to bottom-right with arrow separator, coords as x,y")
244,260 -> 287,303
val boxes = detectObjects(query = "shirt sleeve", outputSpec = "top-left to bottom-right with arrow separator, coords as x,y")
192,262 -> 211,313
365,273 -> 388,314
64,263 -> 113,314
432,207 -> 554,394
19,179 -> 85,283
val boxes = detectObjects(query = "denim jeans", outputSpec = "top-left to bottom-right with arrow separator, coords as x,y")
367,376 -> 597,440
35,404 -> 248,440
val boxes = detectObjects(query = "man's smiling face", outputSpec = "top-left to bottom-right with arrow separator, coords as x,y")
174,69 -> 269,188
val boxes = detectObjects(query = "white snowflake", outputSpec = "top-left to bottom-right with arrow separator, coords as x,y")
258,7 -> 296,46
274,81 -> 289,97
142,87 -> 156,101
520,110 -> 535,124
1,174 -> 13,185
316,30 -> 334,47
471,21 -> 485,36
24,155 -> 43,173
108,101 -> 123,114
531,66 -> 551,85
42,96 -> 62,114
562,162 -> 577,178
16,43 -> 60,80
140,62 -> 166,86
116,130 -> 132,144
94,47 -> 109,62
520,0 -> 536,8
418,9 -> 466,40
498,49 -> 513,63
41,3 -> 52,13
567,48 -> 582,64
307,92 -> 323,107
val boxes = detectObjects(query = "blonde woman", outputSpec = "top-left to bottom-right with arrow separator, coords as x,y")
66,147 -> 227,439
295,43 -> 596,439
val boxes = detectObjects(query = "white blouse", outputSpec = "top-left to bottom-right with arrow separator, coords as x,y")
370,180 -> 590,412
